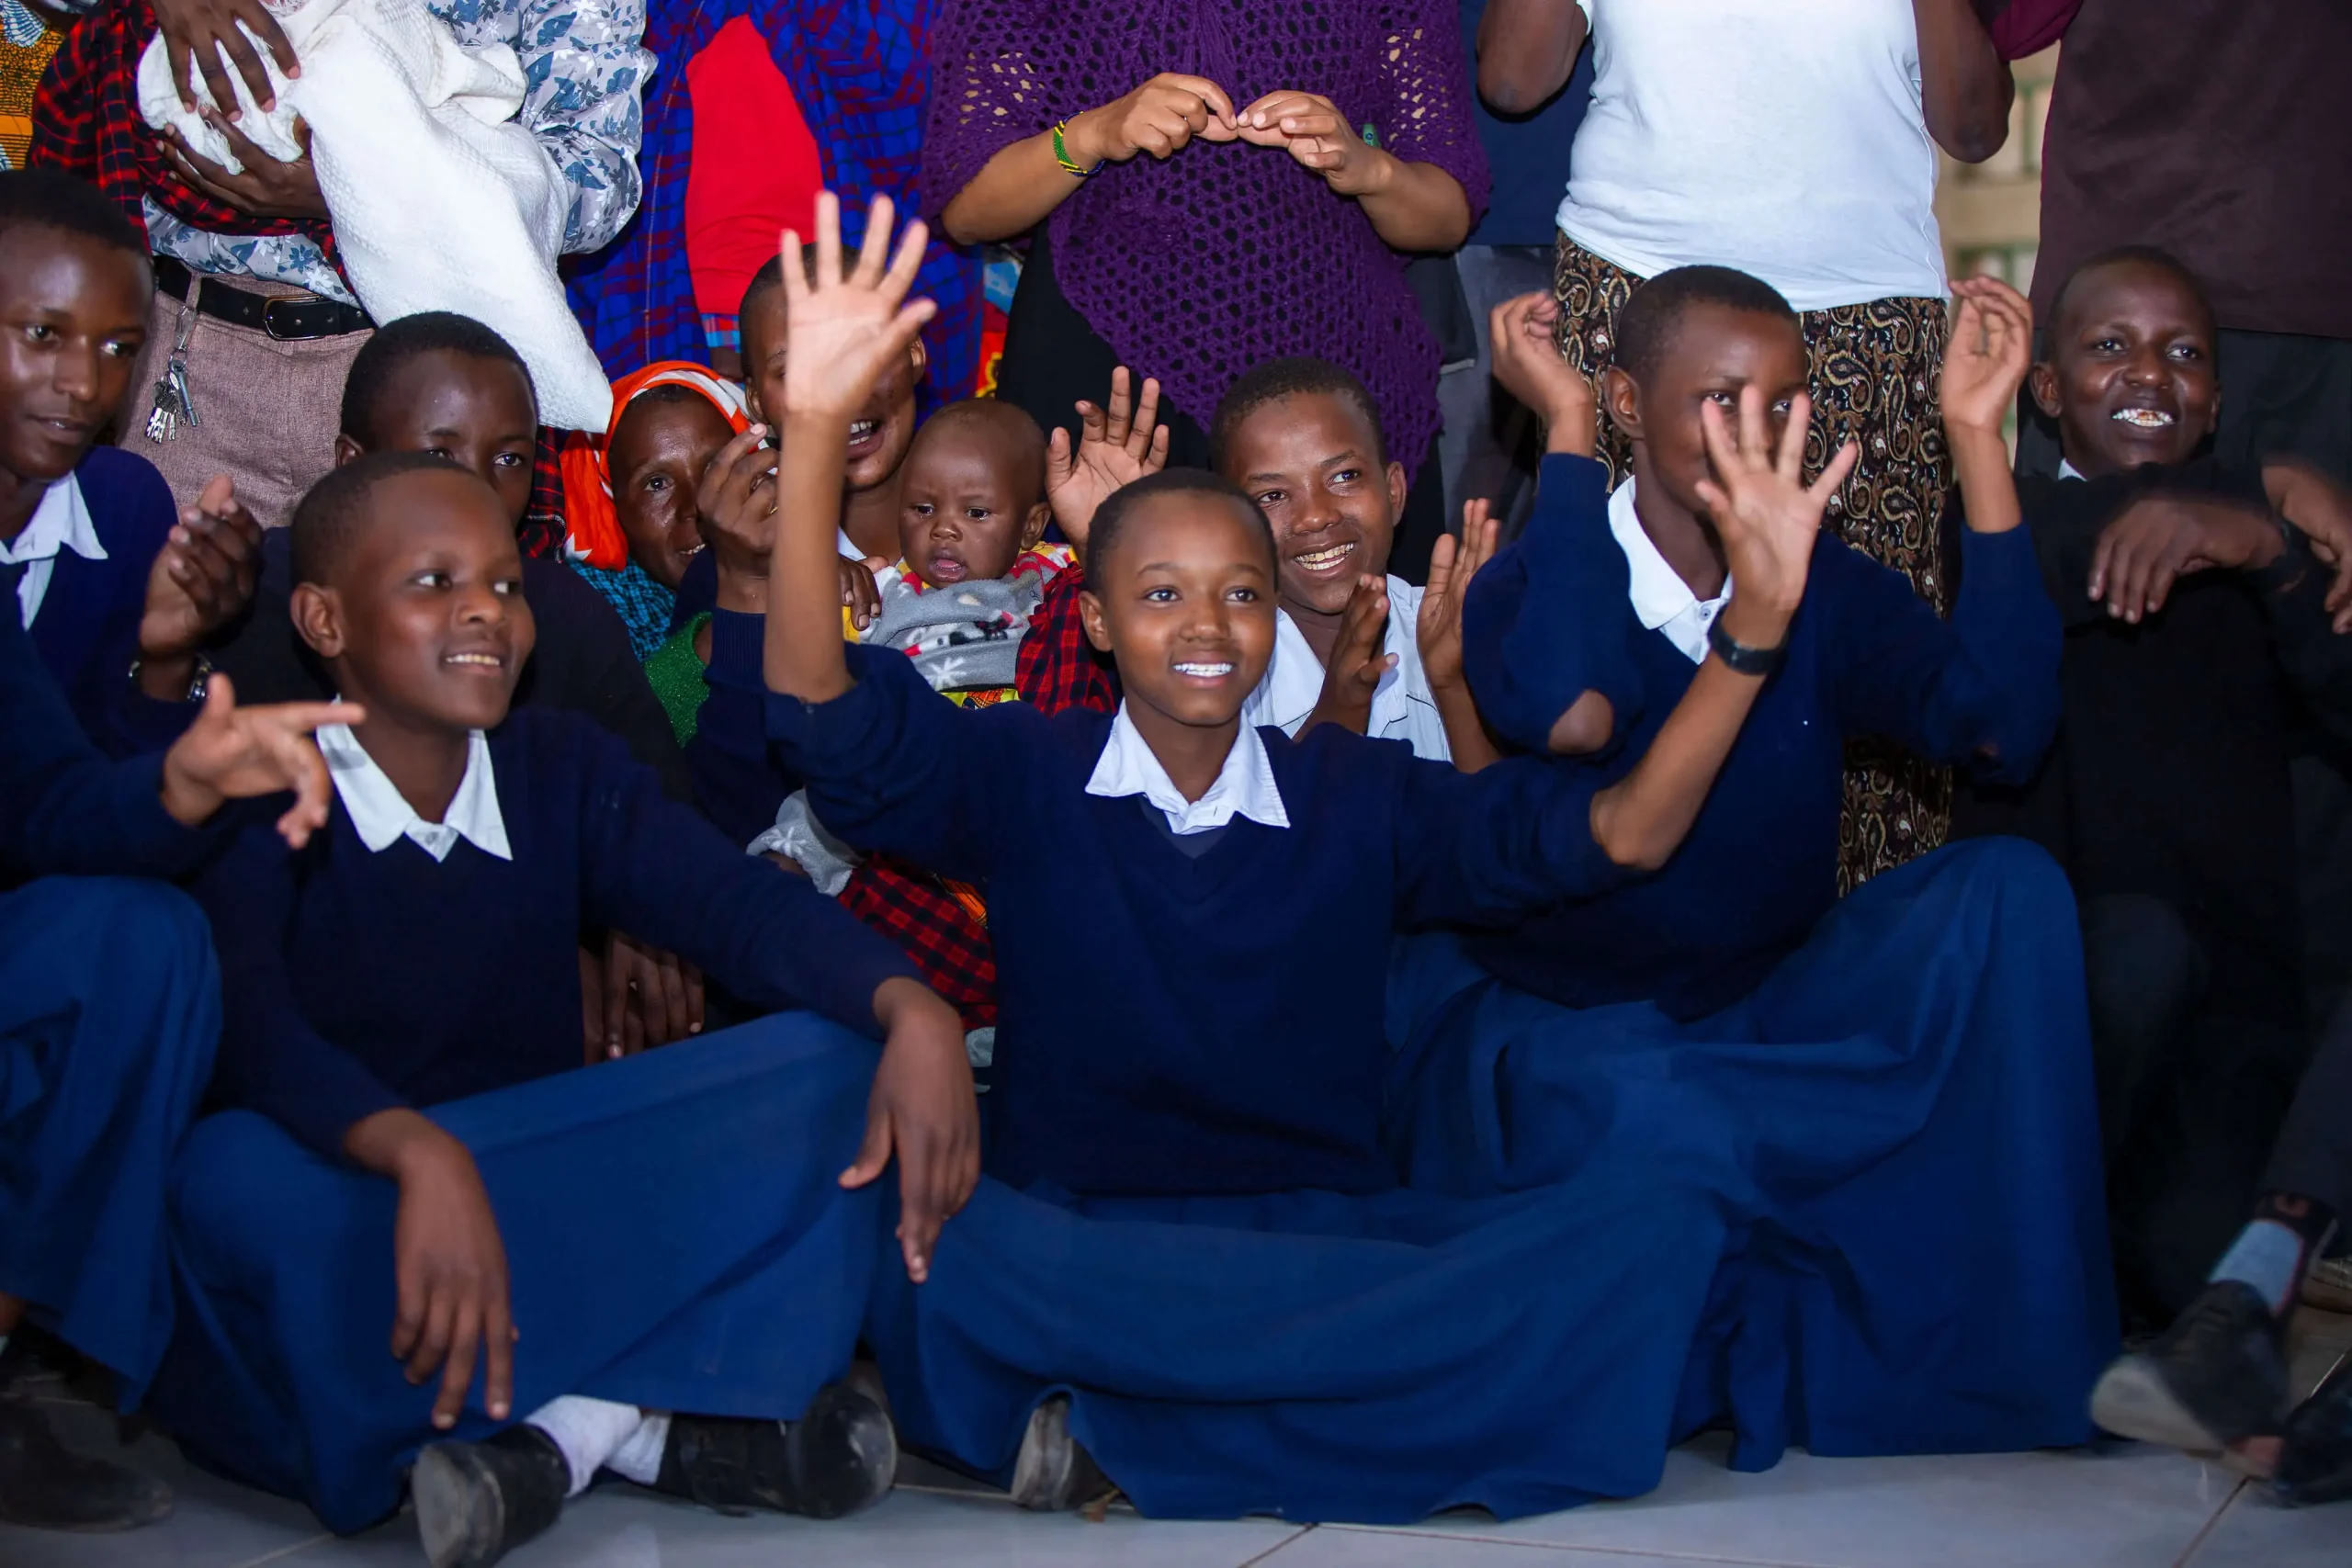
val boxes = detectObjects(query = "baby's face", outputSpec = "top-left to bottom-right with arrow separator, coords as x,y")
895,427 -> 1044,588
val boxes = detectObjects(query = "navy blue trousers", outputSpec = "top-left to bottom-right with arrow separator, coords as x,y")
1386,838 -> 2119,1470
150,1015 -> 888,1533
0,877 -> 219,1402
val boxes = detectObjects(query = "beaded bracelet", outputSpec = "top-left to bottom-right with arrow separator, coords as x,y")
1051,120 -> 1102,178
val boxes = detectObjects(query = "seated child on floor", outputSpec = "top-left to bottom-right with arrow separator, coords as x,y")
1954,245 -> 2352,1321
1210,356 -> 1498,766
165,450 -> 976,1566
0,170 -> 262,752
1417,272 -> 2111,1468
559,364 -> 750,666
735,193 -> 1811,1525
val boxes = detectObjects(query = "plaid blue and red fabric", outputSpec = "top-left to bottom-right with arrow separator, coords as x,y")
562,0 -> 981,408
839,854 -> 996,1031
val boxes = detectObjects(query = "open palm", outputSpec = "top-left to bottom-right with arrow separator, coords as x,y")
781,192 -> 937,422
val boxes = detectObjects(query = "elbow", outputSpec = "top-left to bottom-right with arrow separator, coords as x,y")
1931,85 -> 2017,165
936,191 -> 989,248
1477,58 -> 1565,117
1591,808 -> 1676,873
1938,120 -> 2009,165
1546,690 -> 1614,756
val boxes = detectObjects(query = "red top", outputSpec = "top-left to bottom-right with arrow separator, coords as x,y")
684,16 -> 822,320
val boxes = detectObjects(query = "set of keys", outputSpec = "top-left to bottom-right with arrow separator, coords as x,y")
144,279 -> 203,444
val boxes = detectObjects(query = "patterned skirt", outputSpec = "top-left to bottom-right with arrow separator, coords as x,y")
1551,234 -> 1954,890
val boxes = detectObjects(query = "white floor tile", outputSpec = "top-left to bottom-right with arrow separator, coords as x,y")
2183,1488 -> 2352,1567
1266,1529 -> 1786,1566
1345,1436 -> 2243,1568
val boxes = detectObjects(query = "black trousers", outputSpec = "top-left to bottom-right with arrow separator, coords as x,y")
2267,988 -> 2352,1218
997,232 -> 1449,584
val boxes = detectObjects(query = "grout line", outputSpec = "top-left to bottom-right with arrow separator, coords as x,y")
221,1533 -> 335,1568
1237,1523 -> 1321,1566
2168,1476 -> 2250,1568
1317,1525 -> 1843,1568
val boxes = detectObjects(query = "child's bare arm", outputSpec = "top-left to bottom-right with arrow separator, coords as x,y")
763,194 -> 937,705
1941,276 -> 2031,538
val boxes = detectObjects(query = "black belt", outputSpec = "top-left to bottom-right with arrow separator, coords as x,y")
153,256 -> 375,341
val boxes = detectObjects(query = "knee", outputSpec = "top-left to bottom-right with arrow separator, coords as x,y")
1936,835 -> 2077,923
17,876 -> 214,982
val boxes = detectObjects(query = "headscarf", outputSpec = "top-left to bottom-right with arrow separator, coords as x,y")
558,360 -> 749,570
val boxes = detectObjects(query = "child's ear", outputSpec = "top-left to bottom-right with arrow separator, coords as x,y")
2026,362 -> 2063,420
289,581 -> 346,661
2201,378 -> 2222,439
332,434 -> 365,470
1601,367 -> 1643,443
1020,501 -> 1051,550
1384,461 -> 1408,523
907,338 -> 929,381
1078,589 -> 1113,654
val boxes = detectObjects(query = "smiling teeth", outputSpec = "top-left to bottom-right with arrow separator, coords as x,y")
1297,544 -> 1355,567
2112,409 -> 2175,427
445,653 -> 502,666
1174,661 -> 1234,677
848,420 -> 878,439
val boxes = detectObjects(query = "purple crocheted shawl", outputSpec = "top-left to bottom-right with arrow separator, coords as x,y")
922,0 -> 1489,475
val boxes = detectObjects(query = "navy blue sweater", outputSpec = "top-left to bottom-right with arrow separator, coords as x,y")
1462,456 -> 2064,1020
192,708 -> 919,1158
20,446 -> 195,756
1,581 -> 210,885
763,645 -> 1631,1199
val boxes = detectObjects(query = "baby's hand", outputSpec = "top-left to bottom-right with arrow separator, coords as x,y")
840,556 -> 883,632
1046,367 -> 1171,555
1941,276 -> 2033,439
1488,293 -> 1594,452
1300,575 -> 1396,738
781,193 -> 937,423
1695,387 -> 1856,650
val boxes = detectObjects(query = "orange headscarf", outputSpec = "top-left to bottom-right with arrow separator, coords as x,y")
558,361 -> 751,570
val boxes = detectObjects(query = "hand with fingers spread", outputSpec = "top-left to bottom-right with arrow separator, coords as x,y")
1941,276 -> 2034,438
151,0 -> 302,118
1419,502 -> 1501,694
162,116 -> 330,221
595,931 -> 706,1060
1238,90 -> 1386,197
1695,388 -> 1857,652
2086,495 -> 2285,625
1064,73 -> 1239,166
1299,574 -> 1396,738
138,474 -> 265,698
841,977 -> 978,1283
1488,293 -> 1595,455
344,1110 -> 515,1431
1046,367 -> 1171,555
158,674 -> 357,844
779,193 -> 940,424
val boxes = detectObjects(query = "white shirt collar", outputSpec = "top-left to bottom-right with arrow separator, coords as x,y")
316,723 -> 512,863
1609,476 -> 1731,665
2057,459 -> 2086,481
1243,576 -> 1440,749
1084,704 -> 1291,835
0,474 -> 104,629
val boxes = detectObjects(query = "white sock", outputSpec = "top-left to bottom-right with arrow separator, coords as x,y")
605,1413 -> 671,1487
2210,1218 -> 2308,1314
526,1396 -> 650,1498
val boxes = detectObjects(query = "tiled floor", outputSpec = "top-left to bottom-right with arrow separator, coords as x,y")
7,1314 -> 2346,1568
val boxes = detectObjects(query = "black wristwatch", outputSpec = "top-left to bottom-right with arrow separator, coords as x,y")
1706,615 -> 1787,678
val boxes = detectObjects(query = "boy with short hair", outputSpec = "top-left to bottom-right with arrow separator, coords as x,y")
158,451 -> 978,1566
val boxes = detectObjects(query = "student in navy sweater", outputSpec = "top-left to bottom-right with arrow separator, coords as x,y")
733,195 -> 1825,1523
0,171 -> 264,755
1,592 -> 350,1531
1397,269 -> 2112,1467
160,452 -> 978,1566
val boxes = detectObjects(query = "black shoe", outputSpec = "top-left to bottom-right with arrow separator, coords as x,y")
2273,1362 -> 2352,1506
412,1425 -> 571,1568
1009,1395 -> 1114,1513
2090,1280 -> 2290,1450
654,1381 -> 896,1519
0,1401 -> 172,1532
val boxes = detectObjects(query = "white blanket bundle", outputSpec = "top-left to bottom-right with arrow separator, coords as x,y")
137,0 -> 613,432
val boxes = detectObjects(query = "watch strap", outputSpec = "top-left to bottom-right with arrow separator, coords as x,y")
1705,614 -> 1787,677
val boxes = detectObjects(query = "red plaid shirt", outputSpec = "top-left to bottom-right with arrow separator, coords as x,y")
1015,562 -> 1120,716
839,856 -> 996,1032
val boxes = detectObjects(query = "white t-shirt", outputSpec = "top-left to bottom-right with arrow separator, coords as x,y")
1240,576 -> 1453,762
1556,0 -> 1948,312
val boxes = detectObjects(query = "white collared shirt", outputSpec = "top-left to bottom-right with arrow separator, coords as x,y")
1610,477 -> 1731,665
1085,704 -> 1292,836
2058,459 -> 2086,481
316,723 -> 513,863
0,474 -> 104,629
1241,575 -> 1452,761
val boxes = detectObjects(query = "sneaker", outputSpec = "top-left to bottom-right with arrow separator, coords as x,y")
412,1425 -> 571,1568
2301,1253 -> 2352,1315
2273,1362 -> 2352,1506
654,1381 -> 896,1519
1008,1395 -> 1114,1513
2090,1280 -> 2290,1451
0,1402 -> 172,1532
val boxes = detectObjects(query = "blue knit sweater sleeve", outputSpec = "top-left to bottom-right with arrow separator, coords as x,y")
1381,743 -> 1630,926
195,828 -> 409,1158
1824,525 -> 2062,784
762,644 -> 1031,888
1461,455 -> 1644,756
0,604 -> 210,878
564,718 -> 919,1035
692,608 -> 803,845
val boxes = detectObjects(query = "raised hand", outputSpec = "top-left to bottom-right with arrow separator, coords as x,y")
1069,74 -> 1239,164
780,193 -> 938,424
1419,500 -> 1501,693
139,475 -> 265,698
841,977 -> 979,1283
1488,292 -> 1595,453
151,0 -> 300,116
1046,367 -> 1171,553
1238,91 -> 1385,197
1299,574 -> 1396,738
1694,387 -> 1856,649
1941,276 -> 2033,438
157,673 -> 357,844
